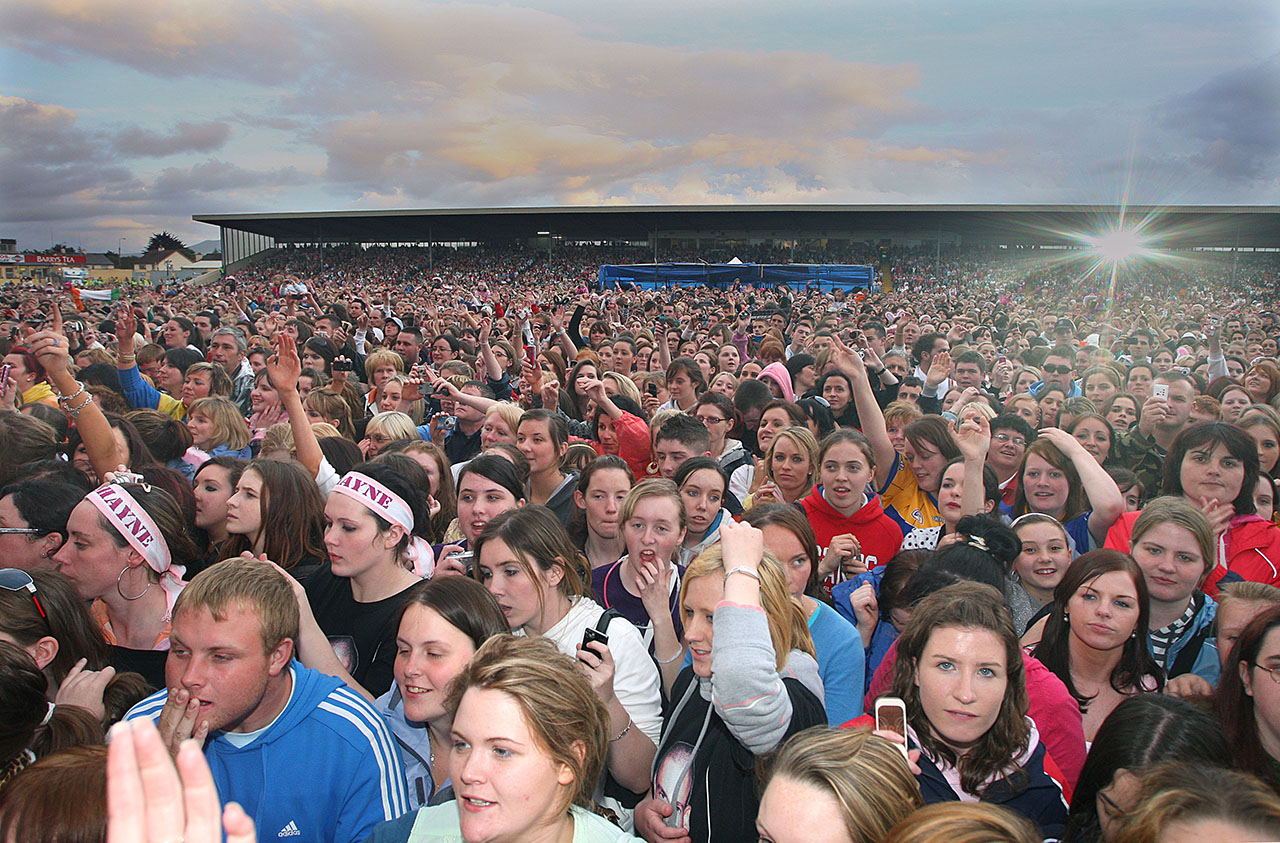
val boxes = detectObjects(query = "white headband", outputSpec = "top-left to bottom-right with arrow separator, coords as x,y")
87,483 -> 172,573
332,472 -> 433,577
332,472 -> 415,533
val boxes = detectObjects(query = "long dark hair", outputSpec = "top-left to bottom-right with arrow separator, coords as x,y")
221,459 -> 326,572
1033,549 -> 1164,708
891,581 -> 1030,797
1162,421 -> 1260,516
392,575 -> 508,652
0,568 -> 110,684
1062,695 -> 1230,843
742,503 -> 825,600
1215,605 -> 1280,783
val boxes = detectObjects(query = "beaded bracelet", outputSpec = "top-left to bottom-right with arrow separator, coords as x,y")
63,393 -> 94,418
55,381 -> 87,407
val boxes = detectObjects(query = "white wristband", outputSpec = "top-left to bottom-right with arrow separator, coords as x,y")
725,566 -> 760,582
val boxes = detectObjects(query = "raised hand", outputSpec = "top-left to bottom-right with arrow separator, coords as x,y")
925,350 -> 951,389
265,334 -> 301,394
953,411 -> 991,461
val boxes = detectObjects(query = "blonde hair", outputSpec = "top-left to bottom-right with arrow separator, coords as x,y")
1131,496 -> 1215,578
680,542 -> 814,671
1217,580 -> 1280,615
485,401 -> 524,436
883,399 -> 923,429
602,371 -> 641,406
363,348 -> 403,380
1113,762 -> 1280,843
186,396 -> 251,451
445,635 -> 609,814
765,426 -> 819,491
303,389 -> 355,439
767,728 -> 923,842
882,802 -> 1040,843
619,478 -> 687,532
259,422 -> 340,457
366,411 -> 418,443
175,558 -> 299,652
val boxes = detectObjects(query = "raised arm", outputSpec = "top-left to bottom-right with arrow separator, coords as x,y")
475,317 -> 504,382
953,413 -> 991,517
833,335 -> 897,489
1037,427 -> 1125,544
266,335 -> 323,480
32,320 -> 122,479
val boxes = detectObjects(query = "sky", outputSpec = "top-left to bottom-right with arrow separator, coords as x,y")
1,0 -> 1277,253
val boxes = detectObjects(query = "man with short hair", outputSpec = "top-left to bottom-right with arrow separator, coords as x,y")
208,326 -> 253,414
912,332 -> 951,396
393,326 -> 424,370
443,380 -> 491,464
952,350 -> 987,392
1031,347 -> 1082,397
194,311 -> 219,343
125,559 -> 406,843
652,414 -> 711,480
1111,371 -> 1197,494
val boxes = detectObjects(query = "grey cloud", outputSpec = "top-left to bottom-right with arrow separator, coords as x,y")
113,121 -> 232,157
1159,56 -> 1280,180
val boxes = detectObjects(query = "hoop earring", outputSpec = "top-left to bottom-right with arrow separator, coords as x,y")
117,566 -> 152,601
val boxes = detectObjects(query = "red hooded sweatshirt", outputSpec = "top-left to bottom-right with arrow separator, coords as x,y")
799,487 -> 903,590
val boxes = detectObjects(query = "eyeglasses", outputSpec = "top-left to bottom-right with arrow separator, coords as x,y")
1255,663 -> 1280,686
694,415 -> 731,426
0,527 -> 41,535
0,568 -> 48,620
993,433 -> 1028,447
1042,364 -> 1073,374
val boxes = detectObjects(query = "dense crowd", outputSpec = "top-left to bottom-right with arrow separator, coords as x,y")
3,241 -> 1280,842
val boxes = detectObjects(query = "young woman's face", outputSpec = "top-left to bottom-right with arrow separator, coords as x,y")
819,440 -> 873,511
1179,441 -> 1246,506
224,470 -> 265,539
193,465 -> 236,531
623,495 -> 685,569
1067,570 -> 1141,652
457,475 -> 523,545
477,537 -> 555,633
378,381 -> 404,414
682,573 -> 725,678
576,468 -> 631,541
717,345 -> 740,374
394,604 -> 477,723
693,404 -> 732,452
181,372 -> 212,404
913,625 -> 1009,755
1022,452 -> 1070,517
1013,521 -> 1071,598
323,492 -> 395,579
1220,389 -> 1253,423
1244,422 -> 1280,474
1071,418 -> 1111,464
757,407 -> 794,454
821,376 -> 850,413
572,364 -> 598,396
53,501 -> 137,601
1127,369 -> 1153,402
1242,627 -> 1280,758
1013,371 -> 1038,395
480,414 -> 516,449
1217,599 -> 1274,668
186,412 -> 217,451
1106,397 -> 1138,431
769,436 -> 811,497
936,462 -> 966,524
301,347 -> 326,371
1037,391 -> 1064,428
680,468 -> 725,538
903,437 -> 947,494
1255,475 -> 1275,522
250,377 -> 277,414
1119,484 -> 1143,512
668,370 -> 695,403
1131,521 -> 1205,606
710,373 -> 736,398
760,523 -> 811,600
517,418 -> 562,474
1084,376 -> 1117,406
450,687 -> 575,843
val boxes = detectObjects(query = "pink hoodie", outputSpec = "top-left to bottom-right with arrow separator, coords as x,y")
758,361 -> 795,402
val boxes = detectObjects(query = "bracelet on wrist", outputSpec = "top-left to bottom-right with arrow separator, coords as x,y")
55,381 -> 87,404
609,718 -> 633,743
725,565 -> 761,582
655,646 -> 686,665
63,393 -> 94,418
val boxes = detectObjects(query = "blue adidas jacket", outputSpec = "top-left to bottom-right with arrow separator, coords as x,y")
125,664 -> 409,843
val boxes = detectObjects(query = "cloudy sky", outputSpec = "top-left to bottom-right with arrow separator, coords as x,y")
2,0 -> 1277,252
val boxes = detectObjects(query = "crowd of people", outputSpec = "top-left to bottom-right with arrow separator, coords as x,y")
3,240 -> 1280,842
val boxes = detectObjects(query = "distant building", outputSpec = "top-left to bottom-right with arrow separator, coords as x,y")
132,248 -> 195,272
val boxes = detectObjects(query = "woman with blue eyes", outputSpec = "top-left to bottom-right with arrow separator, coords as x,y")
1010,428 -> 1125,555
1022,550 -> 1163,744
884,581 -> 1069,838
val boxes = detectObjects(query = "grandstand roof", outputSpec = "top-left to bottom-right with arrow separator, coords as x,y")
194,204 -> 1280,248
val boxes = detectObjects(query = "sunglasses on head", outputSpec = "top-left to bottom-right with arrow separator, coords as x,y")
0,568 -> 48,620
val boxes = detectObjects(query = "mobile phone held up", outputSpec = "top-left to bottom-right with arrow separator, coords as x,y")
875,696 -> 910,761
1153,383 -> 1169,401
581,626 -> 608,654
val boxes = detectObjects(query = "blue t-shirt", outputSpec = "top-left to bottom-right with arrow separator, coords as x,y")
808,601 -> 865,725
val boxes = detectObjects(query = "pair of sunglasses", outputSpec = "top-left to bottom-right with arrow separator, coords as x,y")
0,568 -> 48,620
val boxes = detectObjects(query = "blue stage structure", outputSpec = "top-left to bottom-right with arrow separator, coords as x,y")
597,262 -> 876,292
